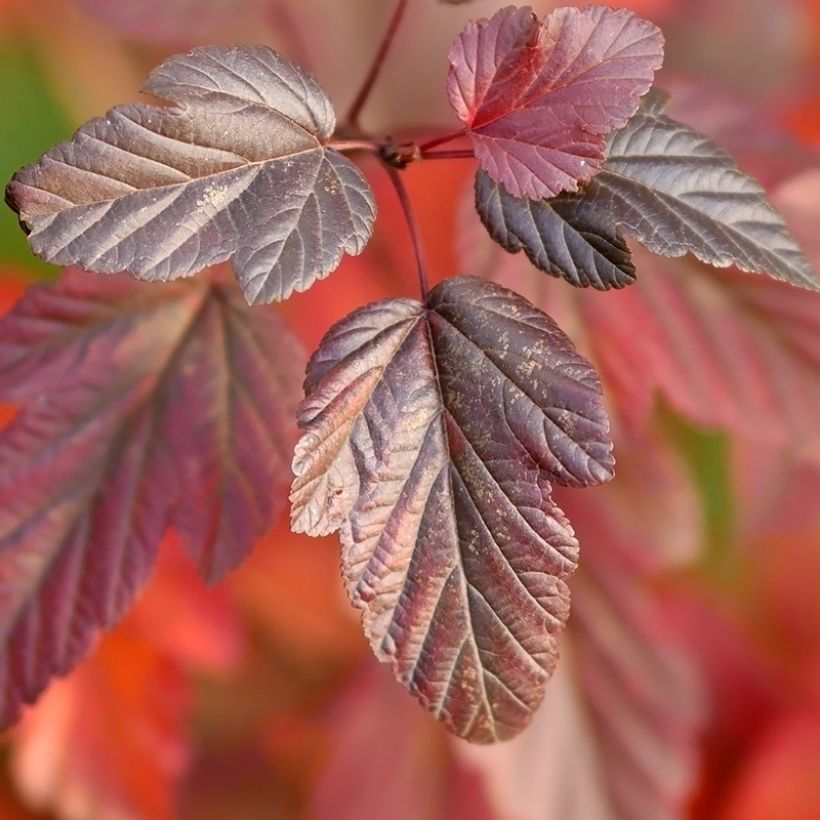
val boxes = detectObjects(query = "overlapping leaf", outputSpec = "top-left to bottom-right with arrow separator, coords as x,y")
464,196 -> 820,447
313,661 -> 497,820
447,5 -> 664,200
291,275 -> 613,742
0,268 -> 303,728
460,434 -> 703,820
5,45 -> 376,305
475,94 -> 818,291
475,168 -> 636,289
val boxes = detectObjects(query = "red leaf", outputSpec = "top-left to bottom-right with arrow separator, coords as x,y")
6,45 -> 376,305
447,5 -> 664,199
11,624 -> 191,820
313,660 -> 498,820
720,709 -> 820,820
0,268 -> 303,728
78,0 -> 265,42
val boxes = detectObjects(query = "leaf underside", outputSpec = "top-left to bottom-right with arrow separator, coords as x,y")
447,5 -> 664,200
0,268 -> 303,728
475,94 -> 819,292
5,45 -> 376,305
291,276 -> 613,742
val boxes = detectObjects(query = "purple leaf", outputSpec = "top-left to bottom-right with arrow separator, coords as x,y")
474,168 -> 636,290
572,97 -> 819,290
0,268 -> 303,728
459,435 -> 703,819
447,5 -> 664,200
5,45 -> 376,305
291,275 -> 613,742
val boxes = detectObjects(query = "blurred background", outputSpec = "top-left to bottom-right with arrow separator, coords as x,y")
0,0 -> 819,818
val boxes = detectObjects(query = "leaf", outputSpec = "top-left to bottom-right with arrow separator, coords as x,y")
463,165 -> 820,446
5,45 -> 376,305
9,539 -> 241,820
459,431 -> 704,819
475,95 -> 818,291
0,267 -> 303,728
291,275 -> 614,742
720,710 -> 820,820
12,627 -> 190,820
447,5 -> 664,200
571,97 -> 818,290
474,168 -> 636,290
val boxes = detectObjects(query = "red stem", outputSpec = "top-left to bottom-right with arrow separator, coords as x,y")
345,0 -> 409,128
418,129 -> 468,152
384,165 -> 430,300
421,149 -> 475,160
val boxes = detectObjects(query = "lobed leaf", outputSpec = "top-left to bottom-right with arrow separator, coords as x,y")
5,45 -> 376,305
0,268 -> 303,728
291,275 -> 613,742
447,5 -> 664,200
475,94 -> 819,291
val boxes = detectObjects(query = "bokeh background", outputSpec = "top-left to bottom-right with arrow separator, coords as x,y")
1,0 -> 819,818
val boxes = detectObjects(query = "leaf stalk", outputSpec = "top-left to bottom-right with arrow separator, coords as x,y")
384,165 -> 430,300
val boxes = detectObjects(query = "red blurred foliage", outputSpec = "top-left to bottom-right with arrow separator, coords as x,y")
0,1 -> 819,818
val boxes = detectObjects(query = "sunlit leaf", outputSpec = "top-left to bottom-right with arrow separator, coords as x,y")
291,275 -> 613,742
447,5 -> 663,199
5,45 -> 376,305
0,267 -> 303,728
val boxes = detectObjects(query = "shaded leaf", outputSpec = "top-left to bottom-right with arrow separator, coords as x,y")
476,95 -> 818,291
474,168 -> 636,289
13,627 -> 190,820
5,45 -> 376,305
447,5 -> 663,199
0,267 -> 303,728
291,275 -> 613,742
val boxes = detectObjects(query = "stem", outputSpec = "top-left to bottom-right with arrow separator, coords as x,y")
421,149 -> 475,160
418,129 -> 468,152
329,139 -> 383,154
384,165 -> 430,300
345,0 -> 409,128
